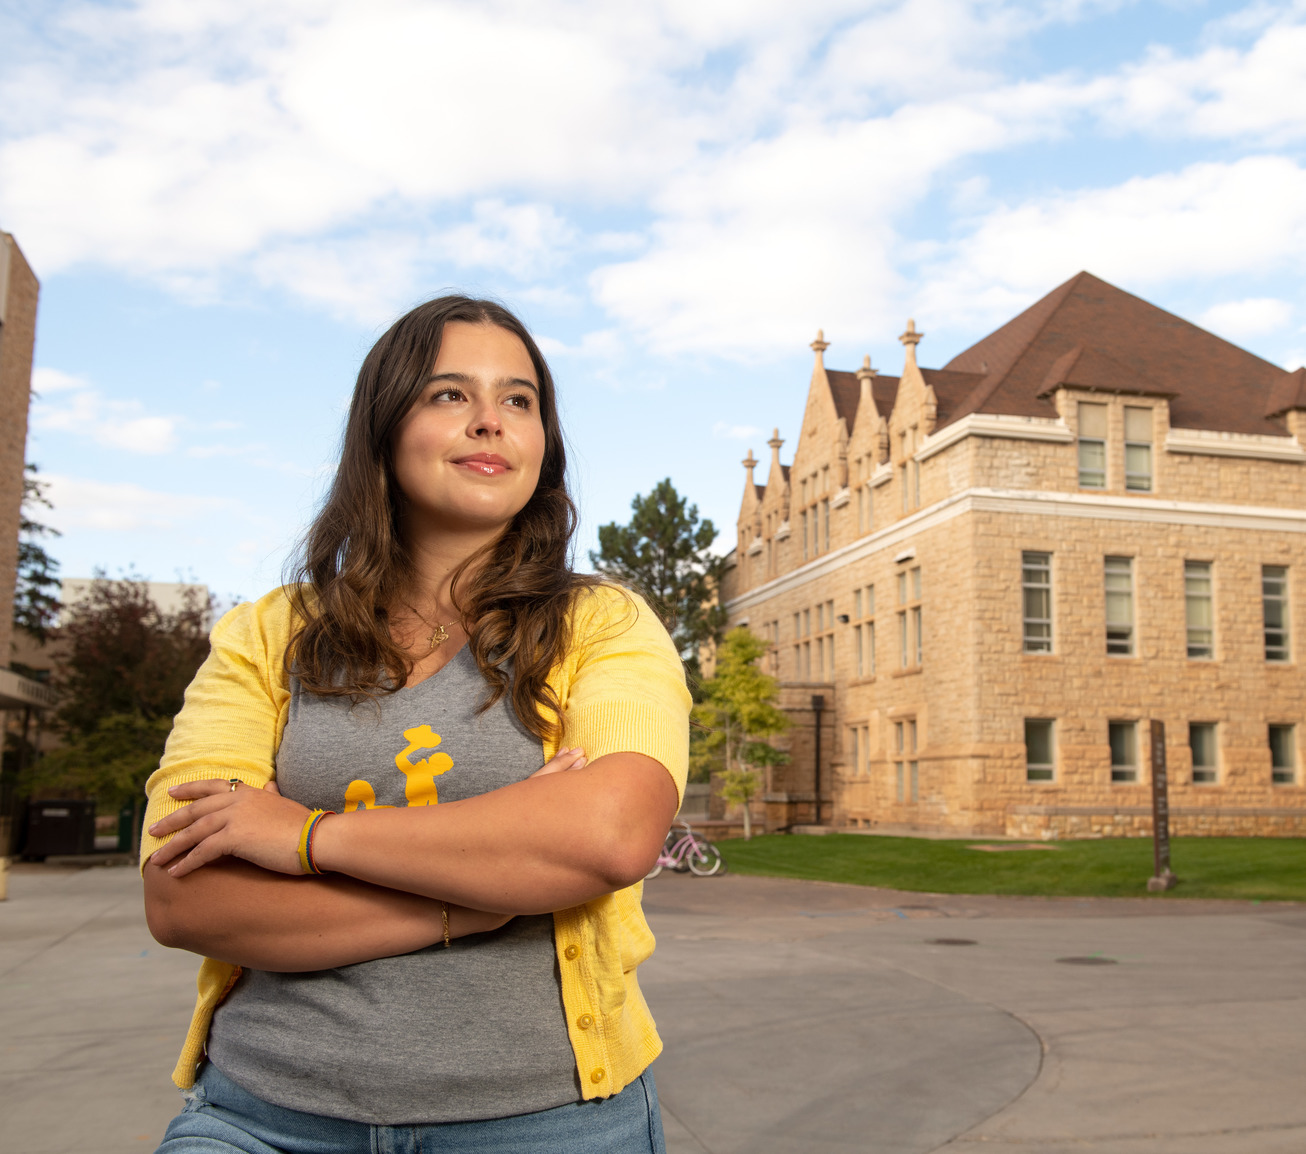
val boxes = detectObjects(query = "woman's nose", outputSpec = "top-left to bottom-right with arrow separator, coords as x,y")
469,400 -> 502,436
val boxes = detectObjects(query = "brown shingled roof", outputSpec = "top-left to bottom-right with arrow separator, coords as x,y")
939,271 -> 1296,436
1266,367 -> 1306,419
823,369 -> 901,428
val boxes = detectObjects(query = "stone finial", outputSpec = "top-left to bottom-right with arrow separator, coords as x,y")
899,319 -> 924,370
768,427 -> 784,466
742,450 -> 758,482
810,329 -> 830,373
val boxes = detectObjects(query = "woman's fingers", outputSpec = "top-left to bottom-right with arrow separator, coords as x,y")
529,747 -> 588,778
168,778 -> 247,800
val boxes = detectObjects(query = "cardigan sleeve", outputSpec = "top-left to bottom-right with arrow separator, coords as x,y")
138,588 -> 294,869
557,586 -> 693,806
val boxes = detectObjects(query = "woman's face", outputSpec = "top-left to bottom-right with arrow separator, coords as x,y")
392,321 -> 546,539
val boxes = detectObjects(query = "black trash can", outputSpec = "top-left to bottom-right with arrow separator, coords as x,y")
23,799 -> 97,859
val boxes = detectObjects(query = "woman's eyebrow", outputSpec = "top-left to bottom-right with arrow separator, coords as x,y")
427,371 -> 539,395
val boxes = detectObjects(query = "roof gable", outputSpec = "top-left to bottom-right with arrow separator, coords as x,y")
940,272 -> 1294,435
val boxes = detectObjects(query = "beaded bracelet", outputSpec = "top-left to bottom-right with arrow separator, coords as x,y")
297,809 -> 333,875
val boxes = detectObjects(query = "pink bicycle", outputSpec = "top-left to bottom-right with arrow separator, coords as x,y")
645,819 -> 725,878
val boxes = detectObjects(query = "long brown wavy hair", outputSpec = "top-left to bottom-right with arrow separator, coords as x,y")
286,295 -> 593,740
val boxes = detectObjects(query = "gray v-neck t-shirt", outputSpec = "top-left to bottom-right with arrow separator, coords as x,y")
206,646 -> 581,1124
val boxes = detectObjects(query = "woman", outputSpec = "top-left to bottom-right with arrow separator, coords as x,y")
141,296 -> 690,1153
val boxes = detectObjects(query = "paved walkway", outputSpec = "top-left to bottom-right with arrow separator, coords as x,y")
0,862 -> 1302,1154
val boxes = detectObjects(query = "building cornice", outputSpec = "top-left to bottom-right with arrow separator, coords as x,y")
916,413 -> 1073,463
725,486 -> 1306,614
1164,427 -> 1305,462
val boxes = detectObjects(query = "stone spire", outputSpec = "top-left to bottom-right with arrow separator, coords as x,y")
768,427 -> 784,471
742,449 -> 758,486
856,354 -> 877,429
899,318 -> 924,369
810,328 -> 830,366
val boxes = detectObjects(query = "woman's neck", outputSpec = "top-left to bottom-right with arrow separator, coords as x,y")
399,521 -> 501,618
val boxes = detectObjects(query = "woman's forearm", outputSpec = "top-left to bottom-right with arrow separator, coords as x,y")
312,751 -> 679,913
143,857 -> 507,970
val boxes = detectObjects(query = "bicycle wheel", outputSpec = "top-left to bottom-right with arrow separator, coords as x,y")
686,840 -> 724,876
644,862 -> 663,880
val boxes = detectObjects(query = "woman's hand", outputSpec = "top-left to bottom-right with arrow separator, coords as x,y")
148,779 -> 312,879
529,747 -> 587,778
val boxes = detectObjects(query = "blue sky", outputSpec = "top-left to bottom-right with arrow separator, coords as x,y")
3,0 -> 1304,600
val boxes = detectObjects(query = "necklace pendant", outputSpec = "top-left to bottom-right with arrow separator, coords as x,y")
429,623 -> 450,650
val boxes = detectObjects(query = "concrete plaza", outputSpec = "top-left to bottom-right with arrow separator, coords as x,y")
0,860 -> 1302,1153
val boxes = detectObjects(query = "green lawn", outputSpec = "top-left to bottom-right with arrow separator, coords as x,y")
717,834 -> 1306,902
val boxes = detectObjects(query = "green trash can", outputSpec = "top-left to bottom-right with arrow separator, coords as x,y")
117,798 -> 142,854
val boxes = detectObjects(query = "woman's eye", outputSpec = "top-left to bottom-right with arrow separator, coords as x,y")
432,388 -> 464,403
505,393 -> 534,411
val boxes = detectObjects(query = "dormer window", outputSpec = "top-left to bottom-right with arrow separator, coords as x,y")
1078,402 -> 1107,488
1124,407 -> 1153,492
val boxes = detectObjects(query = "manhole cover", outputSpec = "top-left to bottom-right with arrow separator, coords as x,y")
928,938 -> 978,946
1056,955 -> 1117,965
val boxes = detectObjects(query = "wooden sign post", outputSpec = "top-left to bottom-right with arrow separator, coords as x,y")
1147,720 -> 1178,892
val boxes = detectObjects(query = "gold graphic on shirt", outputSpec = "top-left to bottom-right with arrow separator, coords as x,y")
395,725 -> 455,806
343,780 -> 393,811
341,725 -> 454,810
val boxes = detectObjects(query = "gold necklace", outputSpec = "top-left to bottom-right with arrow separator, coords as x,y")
426,619 -> 459,652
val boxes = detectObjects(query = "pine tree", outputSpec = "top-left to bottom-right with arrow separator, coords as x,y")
590,478 -> 727,683
696,627 -> 789,839
14,464 -> 61,642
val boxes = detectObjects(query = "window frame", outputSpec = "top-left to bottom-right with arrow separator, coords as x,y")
1021,551 -> 1053,654
1025,718 -> 1055,782
1105,555 -> 1135,657
1263,565 -> 1290,663
1078,401 -> 1108,489
1184,560 -> 1214,660
1269,723 -> 1296,785
1109,719 -> 1139,783
1189,721 -> 1218,785
1123,406 -> 1154,492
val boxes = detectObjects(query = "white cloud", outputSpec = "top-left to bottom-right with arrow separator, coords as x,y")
41,474 -> 237,532
713,421 -> 763,440
918,156 -> 1306,331
31,370 -> 183,454
1199,297 -> 1294,341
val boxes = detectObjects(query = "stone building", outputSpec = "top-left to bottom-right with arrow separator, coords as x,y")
720,271 -> 1306,838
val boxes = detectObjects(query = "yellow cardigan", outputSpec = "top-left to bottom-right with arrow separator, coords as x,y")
140,583 -> 691,1097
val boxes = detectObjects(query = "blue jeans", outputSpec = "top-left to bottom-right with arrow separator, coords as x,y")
156,1062 -> 666,1153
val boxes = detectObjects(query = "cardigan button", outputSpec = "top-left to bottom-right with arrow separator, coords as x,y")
590,1068 -> 605,1084
577,1014 -> 594,1030
564,945 -> 580,961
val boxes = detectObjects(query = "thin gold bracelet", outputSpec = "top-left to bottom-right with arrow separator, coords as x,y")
440,901 -> 451,948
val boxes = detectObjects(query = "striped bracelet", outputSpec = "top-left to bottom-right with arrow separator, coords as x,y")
297,809 -> 333,875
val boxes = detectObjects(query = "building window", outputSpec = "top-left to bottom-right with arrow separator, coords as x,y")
1109,720 -> 1138,783
894,719 -> 919,802
821,498 -> 830,552
1105,555 -> 1134,656
1025,719 -> 1055,782
860,725 -> 870,774
1022,551 -> 1052,653
1269,724 -> 1296,785
1263,565 -> 1290,662
1189,722 -> 1217,784
896,566 -> 922,669
1124,406 -> 1153,492
848,727 -> 858,777
1184,561 -> 1213,659
853,583 -> 875,679
1078,402 -> 1108,488
800,509 -> 809,560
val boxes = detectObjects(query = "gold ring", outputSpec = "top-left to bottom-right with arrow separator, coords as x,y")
229,778 -> 240,792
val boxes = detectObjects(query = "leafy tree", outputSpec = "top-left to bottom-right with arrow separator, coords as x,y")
695,626 -> 789,839
54,574 -> 211,737
590,478 -> 727,684
14,463 -> 61,642
21,575 -> 213,847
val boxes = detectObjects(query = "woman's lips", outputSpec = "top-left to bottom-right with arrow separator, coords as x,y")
453,454 -> 510,476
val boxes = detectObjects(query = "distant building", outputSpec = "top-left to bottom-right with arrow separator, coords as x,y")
721,272 -> 1306,838
2,232 -> 58,852
59,578 -> 212,626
